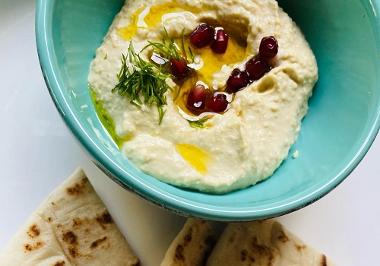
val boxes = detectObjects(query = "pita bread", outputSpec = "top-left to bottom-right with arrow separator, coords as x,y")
160,218 -> 222,266
0,169 -> 139,266
206,220 -> 334,266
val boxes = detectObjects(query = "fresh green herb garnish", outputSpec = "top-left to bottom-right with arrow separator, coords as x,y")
180,29 -> 195,63
112,44 -> 171,124
188,116 -> 210,129
143,28 -> 195,63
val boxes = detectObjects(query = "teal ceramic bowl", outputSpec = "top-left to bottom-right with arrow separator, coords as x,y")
36,0 -> 380,221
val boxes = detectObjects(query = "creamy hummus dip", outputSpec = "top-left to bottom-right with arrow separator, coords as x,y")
89,0 -> 318,193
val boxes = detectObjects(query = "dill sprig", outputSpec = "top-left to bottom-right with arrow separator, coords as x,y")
112,44 -> 170,124
143,28 -> 195,63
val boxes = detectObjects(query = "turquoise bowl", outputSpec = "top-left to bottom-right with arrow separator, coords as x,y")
36,0 -> 380,221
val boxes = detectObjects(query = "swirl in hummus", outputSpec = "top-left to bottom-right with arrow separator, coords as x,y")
89,0 -> 318,193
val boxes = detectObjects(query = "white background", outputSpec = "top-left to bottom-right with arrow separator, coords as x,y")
0,1 -> 379,265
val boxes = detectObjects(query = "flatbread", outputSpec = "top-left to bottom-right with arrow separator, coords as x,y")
206,220 -> 334,266
0,169 -> 139,266
160,218 -> 222,266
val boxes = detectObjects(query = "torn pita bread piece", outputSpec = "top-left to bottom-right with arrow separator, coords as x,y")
206,220 -> 334,266
160,218 -> 223,266
0,169 -> 139,266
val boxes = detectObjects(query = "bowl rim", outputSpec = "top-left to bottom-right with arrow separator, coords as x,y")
36,0 -> 380,221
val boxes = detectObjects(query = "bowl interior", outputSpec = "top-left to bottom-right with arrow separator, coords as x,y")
37,0 -> 380,220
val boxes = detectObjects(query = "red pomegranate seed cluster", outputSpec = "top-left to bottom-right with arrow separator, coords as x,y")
226,36 -> 279,93
186,24 -> 279,116
226,68 -> 250,94
190,23 -> 229,54
190,23 -> 215,48
169,23 -> 230,81
186,84 -> 229,114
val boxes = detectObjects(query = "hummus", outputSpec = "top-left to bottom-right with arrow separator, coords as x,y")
89,0 -> 318,193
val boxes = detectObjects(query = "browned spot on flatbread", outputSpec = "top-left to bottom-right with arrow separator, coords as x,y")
54,261 -> 66,266
295,244 -> 306,251
174,244 -> 185,262
321,254 -> 327,266
183,228 -> 193,246
47,217 -> 53,223
96,211 -> 113,229
184,233 -> 192,243
66,178 -> 88,196
240,249 -> 248,262
68,247 -> 78,258
90,236 -> 108,249
24,244 -> 32,252
277,229 -> 289,243
72,218 -> 82,227
23,241 -> 44,252
62,231 -> 78,245
27,224 -> 40,238
251,237 -> 275,264
61,229 -> 80,258
228,233 -> 236,243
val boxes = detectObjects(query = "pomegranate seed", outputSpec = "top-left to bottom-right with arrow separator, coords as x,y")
207,93 -> 229,113
259,36 -> 278,59
211,28 -> 229,54
187,84 -> 211,114
190,23 -> 215,48
226,68 -> 250,93
170,58 -> 188,79
245,57 -> 271,81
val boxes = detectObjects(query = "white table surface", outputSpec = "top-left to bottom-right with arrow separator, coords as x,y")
1,1 -> 379,265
